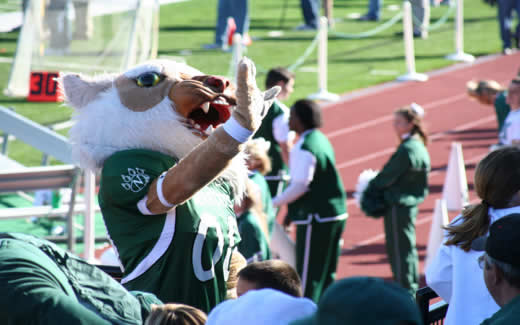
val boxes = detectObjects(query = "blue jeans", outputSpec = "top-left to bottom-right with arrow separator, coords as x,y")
498,0 -> 520,49
215,0 -> 250,46
367,0 -> 382,20
300,0 -> 320,28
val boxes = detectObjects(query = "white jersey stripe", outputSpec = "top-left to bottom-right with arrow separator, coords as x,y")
121,210 -> 176,284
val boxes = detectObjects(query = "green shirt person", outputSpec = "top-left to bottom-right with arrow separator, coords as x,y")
361,104 -> 430,296
273,99 -> 347,303
467,80 -> 510,134
245,138 -> 277,236
234,178 -> 272,263
254,67 -> 295,196
99,149 -> 240,313
0,232 -> 162,324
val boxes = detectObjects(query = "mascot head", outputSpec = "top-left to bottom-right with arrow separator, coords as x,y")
60,60 -> 248,196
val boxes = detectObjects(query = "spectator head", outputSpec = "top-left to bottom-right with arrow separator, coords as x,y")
237,260 -> 302,297
289,99 -> 322,134
473,213 -> 520,306
227,251 -> 248,300
245,138 -> 272,175
506,78 -> 520,110
291,277 -> 423,325
393,104 -> 428,145
206,288 -> 316,325
445,146 -> 520,251
466,79 -> 504,105
265,67 -> 295,100
144,304 -> 207,325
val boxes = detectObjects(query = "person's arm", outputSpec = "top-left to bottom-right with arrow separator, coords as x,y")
369,147 -> 411,190
272,148 -> 316,207
425,243 -> 454,303
272,114 -> 294,165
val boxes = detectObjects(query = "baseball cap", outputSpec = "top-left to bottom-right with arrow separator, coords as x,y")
206,288 -> 317,325
471,213 -> 520,267
291,277 -> 423,325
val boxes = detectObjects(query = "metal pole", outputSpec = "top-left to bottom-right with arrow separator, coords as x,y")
307,17 -> 339,102
445,0 -> 474,62
397,1 -> 428,82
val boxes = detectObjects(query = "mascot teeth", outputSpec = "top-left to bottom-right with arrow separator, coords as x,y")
201,102 -> 210,113
213,98 -> 227,105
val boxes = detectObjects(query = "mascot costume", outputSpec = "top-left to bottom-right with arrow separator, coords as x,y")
59,57 -> 279,312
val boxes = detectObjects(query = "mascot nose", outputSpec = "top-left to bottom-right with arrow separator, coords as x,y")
206,76 -> 230,93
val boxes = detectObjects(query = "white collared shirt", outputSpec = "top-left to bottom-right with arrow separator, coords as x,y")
272,129 -> 316,207
425,206 -> 520,325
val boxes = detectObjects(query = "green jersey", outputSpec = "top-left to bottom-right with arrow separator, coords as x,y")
367,136 -> 430,208
249,171 -> 276,236
254,100 -> 288,195
99,149 -> 240,313
288,130 -> 347,223
0,232 -> 160,325
237,210 -> 271,262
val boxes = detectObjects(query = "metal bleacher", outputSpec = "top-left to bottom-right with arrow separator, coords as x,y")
0,105 -> 102,256
416,286 -> 449,325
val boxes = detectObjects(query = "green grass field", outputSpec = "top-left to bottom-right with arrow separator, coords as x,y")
0,0 -> 504,166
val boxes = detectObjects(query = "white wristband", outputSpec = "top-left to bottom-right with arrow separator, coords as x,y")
222,116 -> 253,143
157,172 -> 175,208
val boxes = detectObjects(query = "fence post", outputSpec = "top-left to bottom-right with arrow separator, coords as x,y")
397,1 -> 428,82
445,0 -> 474,62
308,16 -> 339,102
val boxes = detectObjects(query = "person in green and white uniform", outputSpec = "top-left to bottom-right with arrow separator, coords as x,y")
273,99 -> 347,303
0,232 -> 161,325
362,104 -> 430,296
99,149 -> 241,313
235,179 -> 271,263
60,58 -> 280,314
467,79 -> 510,135
499,78 -> 520,147
254,67 -> 295,196
245,138 -> 276,236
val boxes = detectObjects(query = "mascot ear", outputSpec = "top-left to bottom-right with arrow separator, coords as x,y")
59,73 -> 113,109
261,86 -> 281,118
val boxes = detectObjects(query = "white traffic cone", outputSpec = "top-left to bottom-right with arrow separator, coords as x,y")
442,142 -> 469,211
425,198 -> 450,268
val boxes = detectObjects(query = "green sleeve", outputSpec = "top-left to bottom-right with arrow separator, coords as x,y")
370,146 -> 411,189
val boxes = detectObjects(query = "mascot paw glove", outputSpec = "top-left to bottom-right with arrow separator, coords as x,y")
224,57 -> 280,143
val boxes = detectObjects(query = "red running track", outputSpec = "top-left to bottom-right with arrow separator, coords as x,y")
314,52 -> 520,283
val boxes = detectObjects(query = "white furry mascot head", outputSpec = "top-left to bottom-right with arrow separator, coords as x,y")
60,59 -> 248,198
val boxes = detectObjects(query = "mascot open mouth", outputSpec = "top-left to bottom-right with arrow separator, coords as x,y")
187,96 -> 233,133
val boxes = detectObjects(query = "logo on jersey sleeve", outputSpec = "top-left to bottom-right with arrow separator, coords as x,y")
121,168 -> 150,192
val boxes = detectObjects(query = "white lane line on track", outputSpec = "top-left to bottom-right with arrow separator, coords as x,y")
326,93 -> 467,139
322,53 -> 505,112
337,115 -> 496,171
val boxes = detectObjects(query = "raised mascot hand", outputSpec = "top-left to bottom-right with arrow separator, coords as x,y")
232,57 -> 280,133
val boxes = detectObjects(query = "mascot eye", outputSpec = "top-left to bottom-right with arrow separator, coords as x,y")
136,72 -> 162,88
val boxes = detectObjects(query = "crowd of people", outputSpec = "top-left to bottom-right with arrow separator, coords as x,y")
2,66 -> 519,324
2,9 -> 520,317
